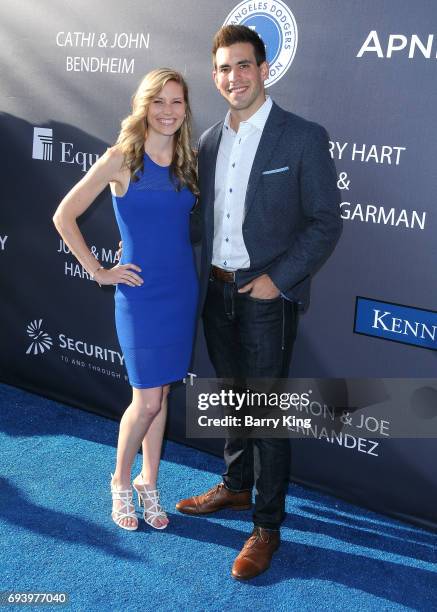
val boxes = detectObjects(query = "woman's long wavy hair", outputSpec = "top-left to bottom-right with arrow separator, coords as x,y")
116,68 -> 198,195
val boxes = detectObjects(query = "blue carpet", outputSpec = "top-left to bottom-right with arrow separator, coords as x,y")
0,383 -> 436,611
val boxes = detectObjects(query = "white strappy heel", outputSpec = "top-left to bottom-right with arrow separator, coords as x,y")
133,474 -> 168,530
110,474 -> 138,531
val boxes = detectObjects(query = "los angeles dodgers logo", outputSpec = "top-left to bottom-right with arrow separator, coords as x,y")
224,0 -> 298,87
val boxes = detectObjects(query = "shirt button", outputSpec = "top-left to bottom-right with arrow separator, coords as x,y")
227,213 -> 230,218
225,237 -> 229,242
229,188 -> 232,193
224,261 -> 227,266
232,163 -> 235,168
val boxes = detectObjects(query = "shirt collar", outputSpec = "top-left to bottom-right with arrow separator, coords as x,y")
223,96 -> 273,133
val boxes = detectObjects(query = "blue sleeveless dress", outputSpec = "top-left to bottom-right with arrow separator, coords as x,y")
112,153 -> 198,388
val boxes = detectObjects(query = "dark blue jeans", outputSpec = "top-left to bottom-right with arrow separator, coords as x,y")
202,276 -> 298,530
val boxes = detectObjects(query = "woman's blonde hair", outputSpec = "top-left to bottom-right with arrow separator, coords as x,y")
116,68 -> 198,194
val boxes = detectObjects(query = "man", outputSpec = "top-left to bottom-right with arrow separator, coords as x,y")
177,25 -> 342,580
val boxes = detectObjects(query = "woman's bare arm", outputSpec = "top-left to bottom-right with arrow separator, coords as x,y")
53,147 -> 142,287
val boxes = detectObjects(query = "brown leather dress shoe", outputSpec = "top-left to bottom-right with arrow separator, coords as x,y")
232,527 -> 280,580
175,483 -> 251,515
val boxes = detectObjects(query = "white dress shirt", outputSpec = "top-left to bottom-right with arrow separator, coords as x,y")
212,96 -> 273,271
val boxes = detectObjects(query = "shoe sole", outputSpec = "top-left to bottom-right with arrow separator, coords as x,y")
231,570 -> 266,581
231,543 -> 280,580
176,503 -> 252,515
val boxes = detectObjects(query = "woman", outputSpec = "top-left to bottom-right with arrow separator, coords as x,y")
53,69 -> 199,531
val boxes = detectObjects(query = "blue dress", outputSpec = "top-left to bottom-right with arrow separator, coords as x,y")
112,153 -> 198,388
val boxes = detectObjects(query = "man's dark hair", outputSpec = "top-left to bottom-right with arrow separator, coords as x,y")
212,25 -> 267,67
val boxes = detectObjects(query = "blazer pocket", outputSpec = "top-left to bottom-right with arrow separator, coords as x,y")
262,166 -> 289,175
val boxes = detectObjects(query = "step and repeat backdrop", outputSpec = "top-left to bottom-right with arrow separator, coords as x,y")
1,0 -> 436,530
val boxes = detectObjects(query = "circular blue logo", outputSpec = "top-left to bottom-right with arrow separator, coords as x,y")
224,0 -> 298,87
242,15 -> 282,66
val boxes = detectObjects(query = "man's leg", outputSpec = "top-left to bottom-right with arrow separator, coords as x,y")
230,293 -> 297,580
203,277 -> 254,492
236,293 -> 297,529
175,277 -> 252,515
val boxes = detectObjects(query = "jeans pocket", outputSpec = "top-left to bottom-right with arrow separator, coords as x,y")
244,294 -> 282,304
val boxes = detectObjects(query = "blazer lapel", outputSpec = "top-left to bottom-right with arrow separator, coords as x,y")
200,122 -> 223,251
243,103 -> 287,219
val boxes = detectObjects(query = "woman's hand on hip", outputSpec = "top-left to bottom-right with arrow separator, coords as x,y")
94,263 -> 143,287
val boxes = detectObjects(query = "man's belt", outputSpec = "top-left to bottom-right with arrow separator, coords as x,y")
210,265 -> 236,283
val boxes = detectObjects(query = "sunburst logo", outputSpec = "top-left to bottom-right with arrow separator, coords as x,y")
26,319 -> 53,355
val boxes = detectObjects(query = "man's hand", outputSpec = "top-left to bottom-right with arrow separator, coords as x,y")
238,274 -> 280,299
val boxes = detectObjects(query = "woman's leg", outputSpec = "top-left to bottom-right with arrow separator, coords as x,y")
112,386 -> 163,528
132,385 -> 170,529
141,384 -> 169,487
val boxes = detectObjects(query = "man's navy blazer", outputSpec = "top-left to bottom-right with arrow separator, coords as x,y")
194,102 -> 342,311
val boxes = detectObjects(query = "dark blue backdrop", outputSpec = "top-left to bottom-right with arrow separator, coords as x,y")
0,0 -> 436,530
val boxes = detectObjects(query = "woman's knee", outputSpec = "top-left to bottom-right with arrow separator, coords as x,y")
138,400 -> 162,420
132,388 -> 164,420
